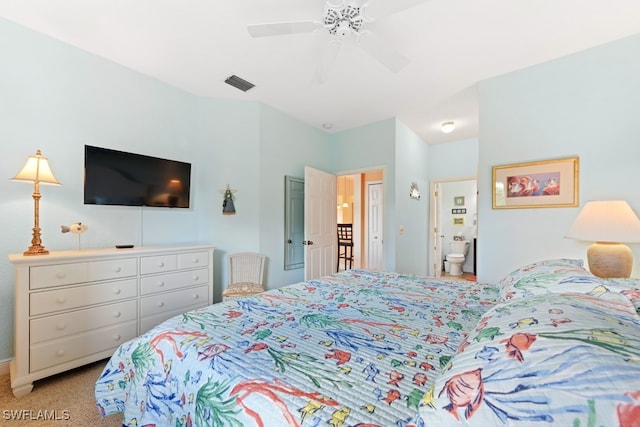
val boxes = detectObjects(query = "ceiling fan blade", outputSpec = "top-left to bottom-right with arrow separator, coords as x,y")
365,0 -> 429,19
247,21 -> 322,38
357,32 -> 409,73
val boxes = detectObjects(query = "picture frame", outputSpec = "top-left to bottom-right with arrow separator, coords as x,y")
453,217 -> 464,226
454,196 -> 465,206
492,156 -> 579,209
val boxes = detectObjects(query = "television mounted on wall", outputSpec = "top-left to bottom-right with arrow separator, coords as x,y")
84,145 -> 191,208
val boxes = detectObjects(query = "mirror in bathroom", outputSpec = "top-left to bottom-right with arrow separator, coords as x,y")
284,175 -> 304,270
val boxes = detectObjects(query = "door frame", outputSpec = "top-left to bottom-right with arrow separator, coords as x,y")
429,176 -> 477,277
336,166 -> 386,271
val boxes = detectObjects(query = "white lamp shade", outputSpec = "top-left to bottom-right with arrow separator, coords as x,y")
11,150 -> 61,185
566,200 -> 640,243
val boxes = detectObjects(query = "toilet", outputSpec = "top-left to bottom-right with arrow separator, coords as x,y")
447,240 -> 470,276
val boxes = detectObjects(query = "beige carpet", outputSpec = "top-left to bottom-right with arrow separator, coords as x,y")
0,360 -> 122,426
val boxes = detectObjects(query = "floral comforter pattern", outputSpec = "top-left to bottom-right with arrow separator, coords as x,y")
95,270 -> 499,426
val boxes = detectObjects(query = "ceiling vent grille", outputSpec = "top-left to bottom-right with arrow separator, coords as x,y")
224,75 -> 255,92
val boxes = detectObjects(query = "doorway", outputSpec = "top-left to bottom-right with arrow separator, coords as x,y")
429,177 -> 477,277
336,169 -> 384,271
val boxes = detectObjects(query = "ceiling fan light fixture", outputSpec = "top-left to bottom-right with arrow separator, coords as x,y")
441,121 -> 455,134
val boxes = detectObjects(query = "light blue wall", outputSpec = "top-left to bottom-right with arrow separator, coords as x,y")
428,138 -> 478,179
192,97 -> 261,302
329,119 -> 397,271
0,18 -> 204,360
478,33 -> 640,282
257,104 -> 332,288
395,121 -> 430,275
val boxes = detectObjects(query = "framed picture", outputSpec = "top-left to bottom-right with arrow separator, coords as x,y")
492,156 -> 579,209
452,208 -> 467,214
453,217 -> 464,226
454,196 -> 465,206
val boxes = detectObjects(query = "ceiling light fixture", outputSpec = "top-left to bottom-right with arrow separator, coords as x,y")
322,123 -> 333,130
441,121 -> 455,134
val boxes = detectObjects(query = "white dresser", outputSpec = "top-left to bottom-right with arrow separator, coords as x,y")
8,244 -> 214,397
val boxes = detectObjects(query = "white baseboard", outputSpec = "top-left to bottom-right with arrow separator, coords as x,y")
0,358 -> 10,376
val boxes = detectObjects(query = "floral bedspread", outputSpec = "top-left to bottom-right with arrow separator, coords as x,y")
95,270 -> 499,426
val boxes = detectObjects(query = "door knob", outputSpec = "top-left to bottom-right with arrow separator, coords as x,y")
302,240 -> 314,245
287,239 -> 292,243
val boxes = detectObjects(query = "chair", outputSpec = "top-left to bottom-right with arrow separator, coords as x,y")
337,223 -> 354,271
222,252 -> 266,301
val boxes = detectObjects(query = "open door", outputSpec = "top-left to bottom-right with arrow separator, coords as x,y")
304,166 -> 337,280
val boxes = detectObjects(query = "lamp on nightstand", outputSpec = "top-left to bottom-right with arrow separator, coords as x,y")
566,200 -> 640,278
11,150 -> 61,256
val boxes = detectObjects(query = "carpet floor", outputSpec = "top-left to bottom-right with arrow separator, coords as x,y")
0,360 -> 122,426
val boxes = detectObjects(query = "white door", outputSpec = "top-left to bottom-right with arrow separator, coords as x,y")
366,181 -> 384,271
429,181 -> 443,277
304,166 -> 337,280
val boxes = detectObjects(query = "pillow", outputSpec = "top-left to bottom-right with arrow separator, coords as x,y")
497,258 -> 602,301
418,292 -> 640,426
603,278 -> 640,314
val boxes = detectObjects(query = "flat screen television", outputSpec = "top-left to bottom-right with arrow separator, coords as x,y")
84,145 -> 191,208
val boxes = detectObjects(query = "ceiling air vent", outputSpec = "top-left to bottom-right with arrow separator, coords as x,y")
224,75 -> 255,92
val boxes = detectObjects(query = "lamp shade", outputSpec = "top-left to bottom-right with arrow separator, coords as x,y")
566,200 -> 640,243
11,150 -> 61,185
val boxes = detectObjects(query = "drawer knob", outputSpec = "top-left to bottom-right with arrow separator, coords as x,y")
192,275 -> 199,281
114,334 -> 121,341
193,294 -> 199,300
56,272 -> 66,279
157,262 -> 165,268
158,281 -> 165,287
157,301 -> 165,308
113,288 -> 122,295
56,349 -> 65,357
113,311 -> 121,318
55,297 -> 66,304
192,258 -> 200,264
56,323 -> 67,331
113,266 -> 122,273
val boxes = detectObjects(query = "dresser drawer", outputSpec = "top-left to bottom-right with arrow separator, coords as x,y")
140,284 -> 209,318
30,300 -> 137,344
30,320 -> 137,372
30,262 -> 89,289
140,268 -> 209,295
140,254 -> 177,275
177,251 -> 209,269
89,258 -> 137,282
30,278 -> 138,316
30,258 -> 137,290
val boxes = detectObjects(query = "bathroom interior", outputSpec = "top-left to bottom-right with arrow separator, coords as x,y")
437,178 -> 477,279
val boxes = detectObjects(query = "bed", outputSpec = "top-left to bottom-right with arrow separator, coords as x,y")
95,261 -> 640,426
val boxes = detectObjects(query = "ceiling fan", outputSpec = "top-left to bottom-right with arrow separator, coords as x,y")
247,0 -> 427,82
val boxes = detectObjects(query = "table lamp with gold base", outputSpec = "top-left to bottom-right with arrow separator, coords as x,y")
11,150 -> 61,256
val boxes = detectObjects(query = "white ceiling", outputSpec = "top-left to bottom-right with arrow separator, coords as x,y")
1,0 -> 639,144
